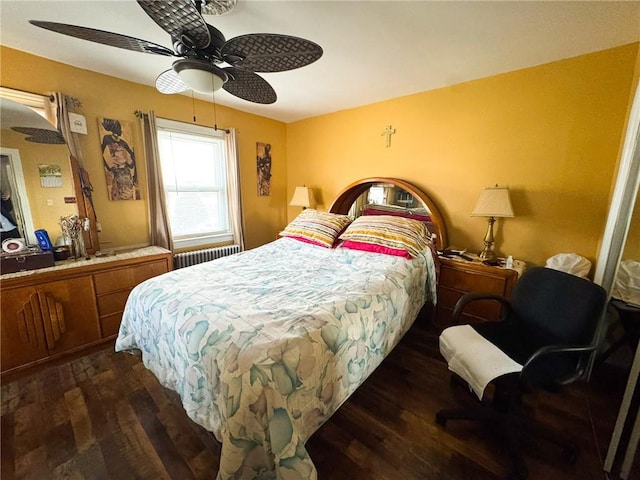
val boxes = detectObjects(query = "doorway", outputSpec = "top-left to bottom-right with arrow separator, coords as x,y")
0,148 -> 36,245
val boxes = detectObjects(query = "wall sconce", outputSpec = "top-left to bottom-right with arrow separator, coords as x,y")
471,185 -> 514,260
289,186 -> 316,210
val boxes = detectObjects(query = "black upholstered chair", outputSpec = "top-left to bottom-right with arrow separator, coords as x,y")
435,266 -> 607,480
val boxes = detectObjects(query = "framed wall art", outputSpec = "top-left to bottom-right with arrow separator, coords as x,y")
98,117 -> 140,200
256,142 -> 272,196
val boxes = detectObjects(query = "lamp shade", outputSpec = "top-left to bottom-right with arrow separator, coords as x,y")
471,186 -> 514,218
289,186 -> 316,208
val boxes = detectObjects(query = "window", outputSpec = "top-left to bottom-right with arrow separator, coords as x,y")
156,118 -> 232,249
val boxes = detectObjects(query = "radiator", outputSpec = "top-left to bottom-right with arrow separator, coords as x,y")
173,244 -> 241,269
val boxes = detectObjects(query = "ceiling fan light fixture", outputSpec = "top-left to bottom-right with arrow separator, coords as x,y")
173,59 -> 227,93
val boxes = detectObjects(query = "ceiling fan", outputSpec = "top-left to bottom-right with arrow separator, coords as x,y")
30,0 -> 323,104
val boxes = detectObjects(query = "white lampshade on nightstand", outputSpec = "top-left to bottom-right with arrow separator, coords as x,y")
471,186 -> 514,260
289,186 -> 316,210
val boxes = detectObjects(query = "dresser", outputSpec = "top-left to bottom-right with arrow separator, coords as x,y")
434,255 -> 524,330
0,246 -> 172,379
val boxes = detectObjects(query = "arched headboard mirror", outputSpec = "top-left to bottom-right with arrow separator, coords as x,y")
328,177 -> 448,251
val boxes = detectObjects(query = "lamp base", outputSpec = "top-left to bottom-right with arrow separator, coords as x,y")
478,247 -> 496,261
478,216 -> 497,261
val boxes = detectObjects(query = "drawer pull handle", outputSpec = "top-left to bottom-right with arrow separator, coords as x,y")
42,293 -> 65,350
17,293 -> 42,347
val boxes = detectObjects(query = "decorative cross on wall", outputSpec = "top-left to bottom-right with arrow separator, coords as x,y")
381,125 -> 396,148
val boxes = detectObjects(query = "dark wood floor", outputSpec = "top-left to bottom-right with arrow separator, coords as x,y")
1,320 -> 636,480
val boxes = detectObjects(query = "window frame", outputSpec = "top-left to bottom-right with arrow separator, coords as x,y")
155,117 -> 233,250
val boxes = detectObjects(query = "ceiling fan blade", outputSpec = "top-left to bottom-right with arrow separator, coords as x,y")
137,0 -> 211,50
29,21 -> 175,56
156,69 -> 190,94
222,68 -> 276,104
11,127 -> 66,144
221,34 -> 323,73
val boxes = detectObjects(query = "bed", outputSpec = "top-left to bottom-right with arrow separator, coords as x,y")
115,177 -> 448,479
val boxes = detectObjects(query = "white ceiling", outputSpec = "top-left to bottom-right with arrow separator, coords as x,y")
1,1 -> 639,123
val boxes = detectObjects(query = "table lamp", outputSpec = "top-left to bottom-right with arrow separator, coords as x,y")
471,185 -> 514,260
289,186 -> 316,210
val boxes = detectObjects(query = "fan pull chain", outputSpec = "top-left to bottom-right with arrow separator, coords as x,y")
213,100 -> 219,132
208,71 -> 229,133
191,91 -> 196,123
211,73 -> 218,132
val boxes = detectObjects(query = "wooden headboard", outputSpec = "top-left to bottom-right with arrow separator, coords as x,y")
328,177 -> 448,251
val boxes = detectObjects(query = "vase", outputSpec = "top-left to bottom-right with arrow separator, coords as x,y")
72,235 -> 86,259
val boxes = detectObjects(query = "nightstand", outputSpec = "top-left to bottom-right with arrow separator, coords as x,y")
434,255 -> 525,330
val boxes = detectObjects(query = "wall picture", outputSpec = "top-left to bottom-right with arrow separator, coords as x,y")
38,164 -> 63,188
256,142 -> 272,196
98,117 -> 140,200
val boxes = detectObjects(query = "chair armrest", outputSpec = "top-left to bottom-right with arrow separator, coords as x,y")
521,344 -> 597,388
452,292 -> 511,325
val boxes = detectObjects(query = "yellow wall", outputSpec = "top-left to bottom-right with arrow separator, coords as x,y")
0,47 -> 288,250
287,43 -> 639,268
3,43 -> 638,267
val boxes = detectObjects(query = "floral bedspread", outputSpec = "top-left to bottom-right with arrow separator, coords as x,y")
115,238 -> 436,479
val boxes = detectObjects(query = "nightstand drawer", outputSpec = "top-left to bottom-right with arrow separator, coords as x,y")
439,265 -> 510,293
435,256 -> 521,328
437,286 -> 502,319
435,305 -> 490,329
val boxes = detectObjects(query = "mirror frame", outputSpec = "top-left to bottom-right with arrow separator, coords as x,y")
70,155 -> 99,255
328,177 -> 448,251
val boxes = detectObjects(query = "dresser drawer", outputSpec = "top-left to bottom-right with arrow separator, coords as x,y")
94,260 -> 168,294
93,259 -> 170,338
97,289 -> 131,316
100,312 -> 123,338
131,260 -> 168,285
94,268 -> 134,294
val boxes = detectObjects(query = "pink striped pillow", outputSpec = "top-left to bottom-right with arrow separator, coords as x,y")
338,215 -> 430,258
279,209 -> 353,248
339,240 -> 412,259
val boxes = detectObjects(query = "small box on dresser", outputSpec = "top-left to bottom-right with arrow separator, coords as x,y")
435,256 -> 523,330
0,250 -> 55,274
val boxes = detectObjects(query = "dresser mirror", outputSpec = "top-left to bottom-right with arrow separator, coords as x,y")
0,97 -> 78,246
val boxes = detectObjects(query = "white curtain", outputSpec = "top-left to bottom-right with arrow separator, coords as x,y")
225,128 -> 245,250
139,114 -> 244,252
46,93 -> 92,205
47,93 -> 85,166
139,111 -> 174,251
